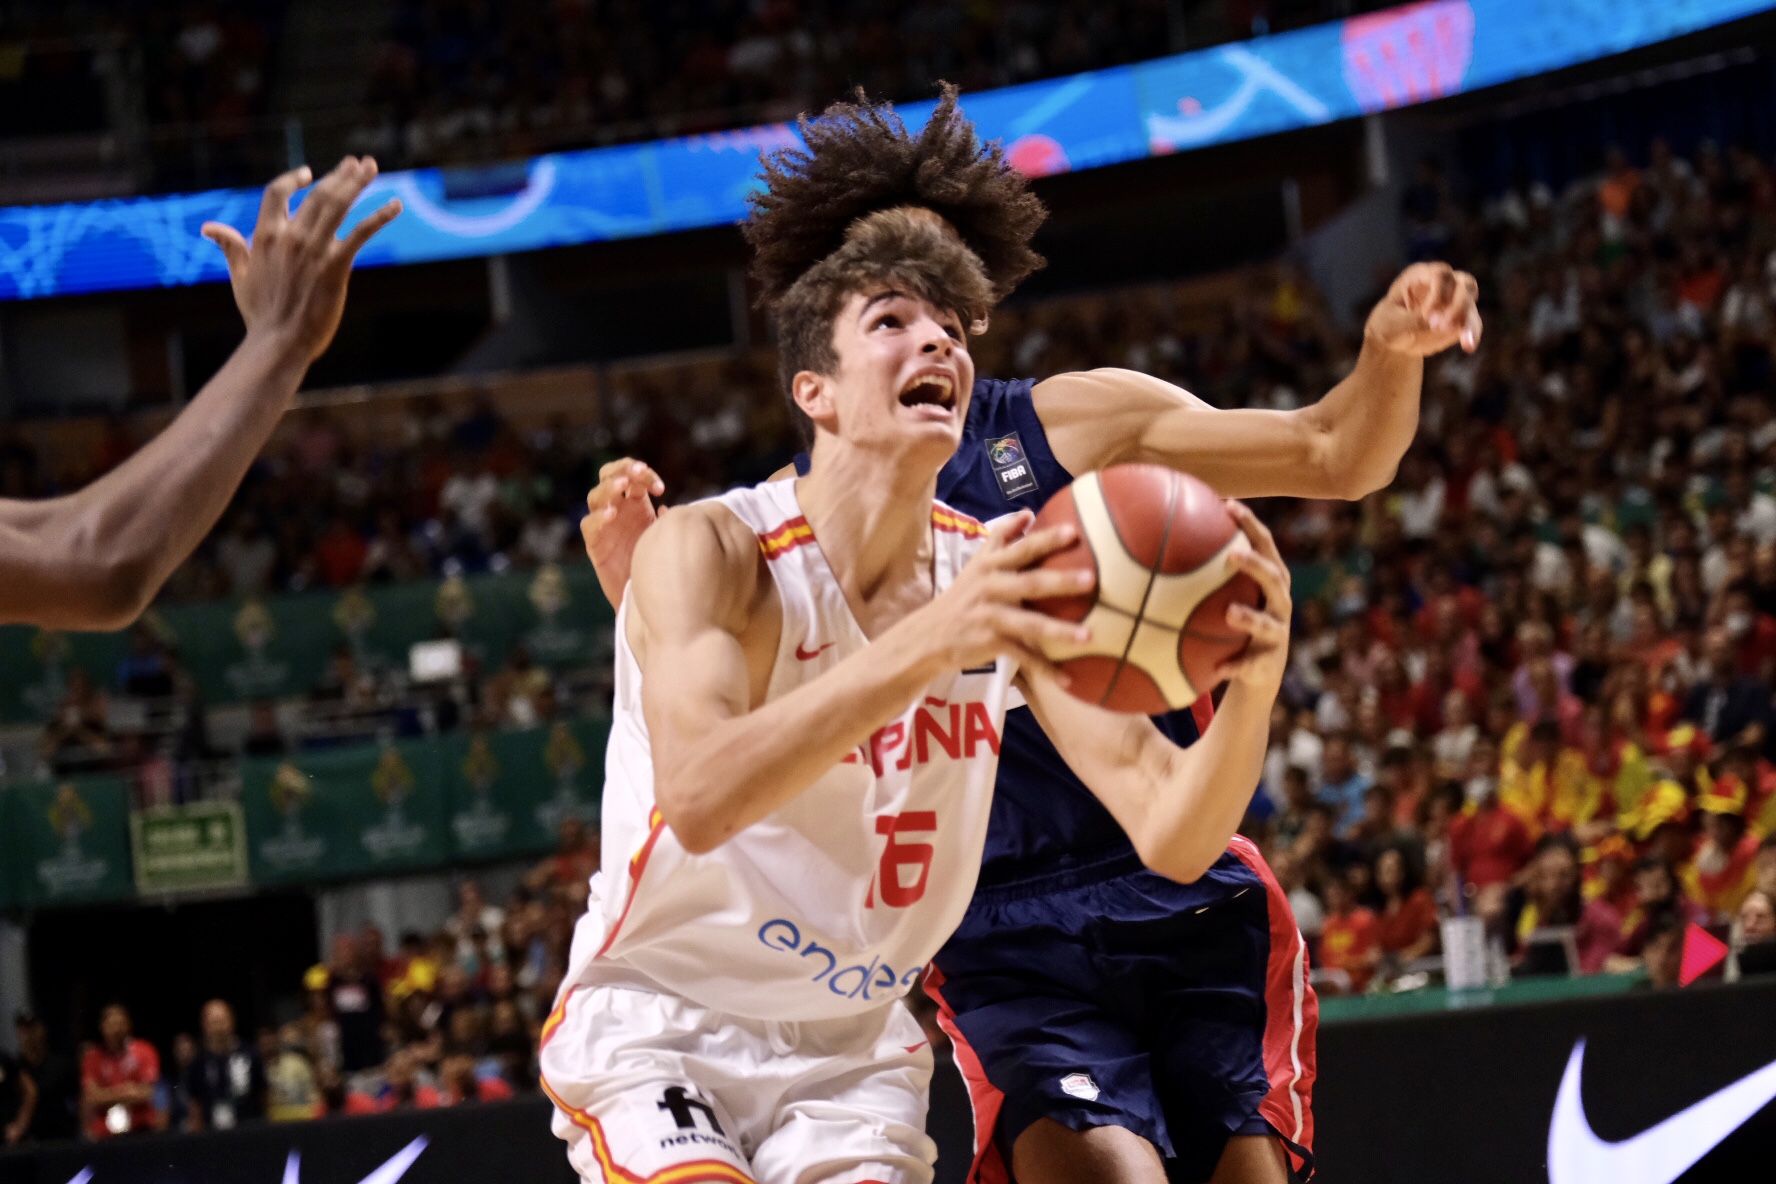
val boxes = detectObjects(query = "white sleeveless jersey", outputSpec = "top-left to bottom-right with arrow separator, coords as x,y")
565,478 -> 1016,1022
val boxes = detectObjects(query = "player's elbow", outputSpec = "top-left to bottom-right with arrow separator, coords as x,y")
44,505 -> 160,630
654,788 -> 727,855
1133,830 -> 1216,885
85,557 -> 157,629
1324,462 -> 1392,502
1302,415 -> 1394,501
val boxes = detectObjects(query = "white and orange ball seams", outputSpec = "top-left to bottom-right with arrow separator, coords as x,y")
1028,464 -> 1260,714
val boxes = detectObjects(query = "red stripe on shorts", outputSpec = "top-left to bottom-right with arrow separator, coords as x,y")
922,965 -> 1012,1184
1227,834 -> 1318,1173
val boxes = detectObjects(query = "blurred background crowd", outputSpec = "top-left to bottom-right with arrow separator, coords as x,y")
0,0 -> 1393,200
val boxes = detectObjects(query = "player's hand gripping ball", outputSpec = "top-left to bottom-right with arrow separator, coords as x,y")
1026,465 -> 1262,713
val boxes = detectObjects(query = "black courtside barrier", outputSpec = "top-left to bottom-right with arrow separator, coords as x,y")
5,978 -> 1774,1184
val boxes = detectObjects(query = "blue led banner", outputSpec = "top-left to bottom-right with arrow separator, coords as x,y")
0,0 -> 1768,301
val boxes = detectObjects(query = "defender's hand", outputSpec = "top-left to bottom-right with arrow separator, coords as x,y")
908,512 -> 1095,685
582,458 -> 667,607
202,157 -> 402,362
1365,262 -> 1482,356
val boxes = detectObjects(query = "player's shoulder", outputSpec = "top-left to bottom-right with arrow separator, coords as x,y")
632,501 -> 763,599
967,374 -> 1037,418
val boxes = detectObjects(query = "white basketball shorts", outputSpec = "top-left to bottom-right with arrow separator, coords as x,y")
538,971 -> 938,1184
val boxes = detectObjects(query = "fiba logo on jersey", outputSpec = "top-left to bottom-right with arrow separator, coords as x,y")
988,433 -> 1039,498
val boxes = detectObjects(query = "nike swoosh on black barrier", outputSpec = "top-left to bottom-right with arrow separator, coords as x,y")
64,1135 -> 429,1184
1548,1041 -> 1776,1184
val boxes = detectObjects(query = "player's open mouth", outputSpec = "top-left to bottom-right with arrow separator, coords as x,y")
897,371 -> 956,411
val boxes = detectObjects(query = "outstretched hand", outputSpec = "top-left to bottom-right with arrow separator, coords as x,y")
202,156 -> 403,363
1365,261 -> 1483,357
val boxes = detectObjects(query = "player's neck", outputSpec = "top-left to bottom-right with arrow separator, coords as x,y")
798,444 -> 938,600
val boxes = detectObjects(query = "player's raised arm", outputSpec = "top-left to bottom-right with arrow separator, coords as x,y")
1034,261 -> 1481,501
634,506 -> 1092,853
0,158 -> 401,631
1019,501 -> 1290,883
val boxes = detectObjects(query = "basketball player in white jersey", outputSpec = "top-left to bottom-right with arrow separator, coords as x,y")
539,209 -> 1292,1184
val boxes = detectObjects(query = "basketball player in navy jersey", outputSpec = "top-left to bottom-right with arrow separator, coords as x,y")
582,91 -> 1480,1184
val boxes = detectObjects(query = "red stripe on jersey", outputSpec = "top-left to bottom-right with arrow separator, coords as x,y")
932,504 -> 987,538
923,965 -> 1012,1184
1227,835 -> 1318,1173
758,516 -> 815,559
538,983 -> 584,1050
595,807 -> 668,959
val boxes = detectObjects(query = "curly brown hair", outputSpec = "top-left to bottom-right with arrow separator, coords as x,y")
775,208 -> 993,444
745,84 -> 1048,307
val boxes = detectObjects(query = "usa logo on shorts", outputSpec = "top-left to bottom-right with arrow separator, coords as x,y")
1059,1072 -> 1100,1102
988,434 -> 1038,499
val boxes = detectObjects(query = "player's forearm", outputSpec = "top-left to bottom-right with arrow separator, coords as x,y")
1137,682 -> 1272,882
1296,336 -> 1422,500
655,631 -> 942,853
46,330 -> 309,628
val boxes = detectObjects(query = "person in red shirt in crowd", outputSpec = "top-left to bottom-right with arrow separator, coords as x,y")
1449,748 -> 1535,890
1318,875 -> 1382,994
1620,858 -> 1707,960
343,1047 -> 427,1114
80,1004 -> 164,1139
1576,836 -> 1641,973
434,1054 -> 515,1106
1373,846 -> 1439,969
1719,583 -> 1776,680
524,816 -> 598,898
1683,777 -> 1763,922
360,924 -> 404,991
314,512 -> 368,587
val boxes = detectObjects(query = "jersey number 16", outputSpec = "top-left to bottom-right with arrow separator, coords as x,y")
866,811 -> 936,909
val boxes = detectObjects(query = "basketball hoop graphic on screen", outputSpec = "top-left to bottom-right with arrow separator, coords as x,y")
1341,1 -> 1475,113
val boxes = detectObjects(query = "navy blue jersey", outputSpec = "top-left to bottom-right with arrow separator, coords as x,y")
796,376 -> 1206,887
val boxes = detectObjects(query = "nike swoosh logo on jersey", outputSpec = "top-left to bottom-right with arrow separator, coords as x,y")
795,641 -> 835,661
903,1041 -> 929,1055
1548,1040 -> 1776,1184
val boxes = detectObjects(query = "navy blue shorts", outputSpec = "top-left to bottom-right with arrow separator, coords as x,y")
925,836 -> 1317,1184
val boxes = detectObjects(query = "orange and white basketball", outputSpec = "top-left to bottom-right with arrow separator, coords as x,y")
1027,464 -> 1261,713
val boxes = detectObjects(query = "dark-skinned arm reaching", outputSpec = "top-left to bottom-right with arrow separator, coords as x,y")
0,157 -> 401,630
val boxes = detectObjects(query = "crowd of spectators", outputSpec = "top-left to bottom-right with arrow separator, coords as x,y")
0,1 -> 1398,190
0,1 -> 286,187
345,0 -> 1398,171
0,825 -> 600,1145
1235,132 -> 1776,992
